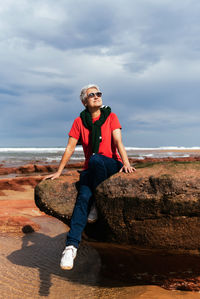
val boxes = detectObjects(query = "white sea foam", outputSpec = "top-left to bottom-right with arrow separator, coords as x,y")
125,146 -> 200,151
141,154 -> 154,157
0,148 -> 66,152
0,146 -> 83,153
46,156 -> 84,162
0,146 -> 200,153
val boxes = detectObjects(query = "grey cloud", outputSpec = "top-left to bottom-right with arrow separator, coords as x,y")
0,0 -> 200,147
128,110 -> 200,130
0,0 -> 115,51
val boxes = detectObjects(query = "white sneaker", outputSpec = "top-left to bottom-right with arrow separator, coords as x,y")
60,245 -> 77,270
88,203 -> 98,223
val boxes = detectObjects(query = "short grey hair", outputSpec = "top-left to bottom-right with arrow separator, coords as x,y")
80,84 -> 100,103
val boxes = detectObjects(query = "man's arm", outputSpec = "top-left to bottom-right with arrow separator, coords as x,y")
112,128 -> 136,173
43,136 -> 78,180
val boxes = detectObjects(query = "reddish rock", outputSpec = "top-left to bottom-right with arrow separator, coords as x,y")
0,216 -> 40,234
129,156 -> 200,165
34,170 -> 79,223
66,162 -> 84,168
0,176 -> 43,194
0,162 -> 84,176
95,163 -> 200,250
16,164 -> 36,174
0,166 -> 17,175
34,164 -> 57,173
35,161 -> 200,250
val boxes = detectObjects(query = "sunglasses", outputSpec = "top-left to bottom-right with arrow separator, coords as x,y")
87,92 -> 102,99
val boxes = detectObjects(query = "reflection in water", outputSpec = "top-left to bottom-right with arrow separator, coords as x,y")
92,242 -> 200,292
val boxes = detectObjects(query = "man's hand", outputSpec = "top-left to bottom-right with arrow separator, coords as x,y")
119,164 -> 136,173
112,129 -> 136,174
42,171 -> 61,181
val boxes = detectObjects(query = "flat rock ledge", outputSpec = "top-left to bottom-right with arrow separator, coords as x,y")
35,162 -> 200,250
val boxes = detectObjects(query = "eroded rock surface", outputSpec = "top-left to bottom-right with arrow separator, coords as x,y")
34,162 -> 200,250
35,171 -> 79,224
95,168 -> 200,249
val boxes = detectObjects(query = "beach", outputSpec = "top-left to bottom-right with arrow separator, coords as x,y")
1,148 -> 200,298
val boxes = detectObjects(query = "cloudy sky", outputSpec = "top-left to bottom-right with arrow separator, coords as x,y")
1,0 -> 200,147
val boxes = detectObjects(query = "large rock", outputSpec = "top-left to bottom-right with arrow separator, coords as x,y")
35,161 -> 200,250
35,171 -> 79,225
95,169 -> 200,249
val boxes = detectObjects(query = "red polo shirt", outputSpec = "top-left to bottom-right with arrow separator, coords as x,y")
69,112 -> 122,169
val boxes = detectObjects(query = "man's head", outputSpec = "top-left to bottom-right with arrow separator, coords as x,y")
80,84 -> 102,108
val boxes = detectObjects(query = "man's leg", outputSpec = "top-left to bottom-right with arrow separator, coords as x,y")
61,155 -> 122,270
60,170 -> 92,270
66,170 -> 92,248
65,155 -> 122,248
88,154 -> 123,190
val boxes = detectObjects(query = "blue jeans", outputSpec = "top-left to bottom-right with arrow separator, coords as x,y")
66,154 -> 123,248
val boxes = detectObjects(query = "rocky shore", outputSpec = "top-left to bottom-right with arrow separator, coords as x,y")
35,158 -> 200,250
1,157 -> 200,295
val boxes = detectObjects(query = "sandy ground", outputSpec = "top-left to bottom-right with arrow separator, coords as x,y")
1,186 -> 200,298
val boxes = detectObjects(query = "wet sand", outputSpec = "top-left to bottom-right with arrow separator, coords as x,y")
1,187 -> 200,298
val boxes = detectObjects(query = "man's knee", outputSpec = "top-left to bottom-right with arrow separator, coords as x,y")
77,185 -> 92,204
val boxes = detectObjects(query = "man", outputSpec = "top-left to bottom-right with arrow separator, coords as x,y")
43,84 -> 135,270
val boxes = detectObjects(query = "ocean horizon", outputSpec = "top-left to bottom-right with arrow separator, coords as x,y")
0,146 -> 200,167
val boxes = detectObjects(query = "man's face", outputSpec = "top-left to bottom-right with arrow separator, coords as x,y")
85,88 -> 103,109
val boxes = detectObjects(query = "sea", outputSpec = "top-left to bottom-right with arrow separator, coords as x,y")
0,146 -> 200,167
